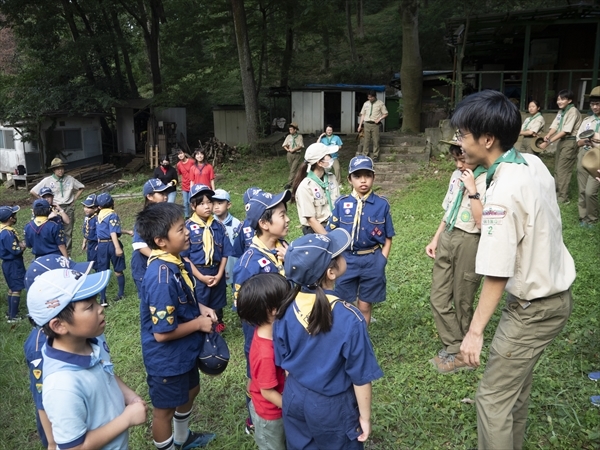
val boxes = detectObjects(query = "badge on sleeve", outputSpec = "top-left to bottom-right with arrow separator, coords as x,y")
190,224 -> 200,231
314,188 -> 321,199
482,206 -> 506,226
257,257 -> 269,268
343,202 -> 353,209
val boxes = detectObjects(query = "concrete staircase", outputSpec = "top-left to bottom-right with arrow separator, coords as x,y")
373,134 -> 430,193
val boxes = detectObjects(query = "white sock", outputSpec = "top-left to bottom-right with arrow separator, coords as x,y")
173,410 -> 192,443
153,435 -> 174,450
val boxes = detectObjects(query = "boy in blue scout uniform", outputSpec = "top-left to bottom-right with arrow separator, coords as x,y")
39,186 -> 70,227
96,192 -> 128,306
182,184 -> 233,333
0,205 -> 26,322
131,179 -> 169,298
81,194 -> 99,270
273,229 -> 383,449
231,186 -> 263,258
136,202 -> 217,450
327,156 -> 395,324
211,189 -> 241,298
23,255 -> 94,449
25,199 -> 68,258
232,189 -> 291,434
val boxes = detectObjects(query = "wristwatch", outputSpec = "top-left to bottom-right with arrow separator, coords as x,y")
468,193 -> 480,200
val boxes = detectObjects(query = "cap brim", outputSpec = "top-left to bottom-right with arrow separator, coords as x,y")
72,270 -> 112,301
190,188 -> 215,199
271,190 -> 292,208
328,228 -> 351,257
439,140 -> 460,146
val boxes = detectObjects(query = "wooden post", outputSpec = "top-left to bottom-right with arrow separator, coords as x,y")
520,24 -> 531,111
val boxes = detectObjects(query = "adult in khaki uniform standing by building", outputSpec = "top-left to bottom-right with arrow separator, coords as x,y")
30,158 -> 85,255
538,89 -> 583,203
453,90 -> 575,450
357,90 -> 388,162
283,122 -> 304,189
575,86 -> 600,228
518,99 -> 545,153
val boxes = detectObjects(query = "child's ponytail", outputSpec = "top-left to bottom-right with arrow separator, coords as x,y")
307,285 -> 333,335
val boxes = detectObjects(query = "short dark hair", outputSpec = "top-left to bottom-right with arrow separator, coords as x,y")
190,194 -> 212,208
558,90 -> 574,101
367,90 -> 376,97
42,302 -> 76,339
528,99 -> 541,109
450,90 -> 521,152
237,273 -> 291,326
449,145 -> 463,157
255,203 -> 288,236
136,202 -> 184,249
33,203 -> 51,216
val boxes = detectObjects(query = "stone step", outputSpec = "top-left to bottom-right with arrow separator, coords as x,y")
374,160 -> 425,172
379,145 -> 428,155
379,152 -> 430,164
380,135 -> 427,146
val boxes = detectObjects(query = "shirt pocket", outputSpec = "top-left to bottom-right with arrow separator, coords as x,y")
367,216 -> 386,225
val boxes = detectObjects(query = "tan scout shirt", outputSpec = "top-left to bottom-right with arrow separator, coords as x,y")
295,173 -> 340,226
549,106 -> 582,135
360,100 -> 388,122
442,170 -> 486,234
576,114 -> 600,140
282,133 -> 304,153
476,154 -> 576,300
521,114 -> 545,134
31,175 -> 85,205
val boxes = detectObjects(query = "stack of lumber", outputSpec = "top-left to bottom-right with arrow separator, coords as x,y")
30,163 -> 122,185
197,137 -> 242,166
124,156 -> 146,173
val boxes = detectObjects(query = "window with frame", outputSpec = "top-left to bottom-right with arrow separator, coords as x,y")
52,129 -> 83,152
0,129 -> 15,149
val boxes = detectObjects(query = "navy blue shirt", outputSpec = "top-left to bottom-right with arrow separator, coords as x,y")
0,225 -> 24,261
96,210 -> 122,240
82,214 -> 98,242
131,227 -> 148,283
232,219 -> 255,258
181,219 -> 233,266
25,218 -> 65,257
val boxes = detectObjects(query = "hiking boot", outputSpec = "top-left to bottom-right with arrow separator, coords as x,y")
428,349 -> 450,367
175,430 -> 216,449
435,352 -> 474,374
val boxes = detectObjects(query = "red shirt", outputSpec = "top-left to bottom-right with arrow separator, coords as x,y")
190,163 -> 215,188
249,329 -> 285,420
177,158 -> 196,192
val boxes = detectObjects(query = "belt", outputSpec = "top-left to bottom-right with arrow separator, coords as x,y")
562,136 -> 576,141
365,121 -> 376,124
350,245 -> 380,255
196,263 -> 219,268
98,239 -> 112,242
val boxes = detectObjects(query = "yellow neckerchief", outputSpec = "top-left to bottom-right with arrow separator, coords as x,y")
292,291 -> 338,332
97,208 -> 114,223
147,249 -> 194,292
85,212 -> 98,237
250,235 -> 284,274
33,216 -> 49,227
189,213 -> 215,265
0,223 -> 19,241
350,188 -> 372,250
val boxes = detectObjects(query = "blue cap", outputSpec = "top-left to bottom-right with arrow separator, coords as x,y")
243,187 -> 263,205
25,254 -> 94,290
348,156 -> 375,174
143,179 -> 170,197
96,192 -> 113,207
198,328 -> 230,375
212,189 -> 230,202
190,184 -> 215,200
33,199 -> 51,210
284,229 -> 351,287
27,268 -> 111,326
0,205 -> 19,222
39,187 -> 54,197
81,194 -> 97,207
246,190 -> 291,229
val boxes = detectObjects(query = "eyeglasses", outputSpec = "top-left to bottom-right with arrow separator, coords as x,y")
456,131 -> 472,142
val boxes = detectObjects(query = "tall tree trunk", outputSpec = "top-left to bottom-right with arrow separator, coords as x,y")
322,28 -> 330,72
346,0 -> 357,62
280,0 -> 294,87
356,0 -> 364,38
60,0 -> 96,85
400,0 -> 422,133
110,9 -> 139,97
230,0 -> 260,148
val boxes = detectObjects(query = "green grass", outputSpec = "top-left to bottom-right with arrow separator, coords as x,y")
0,150 -> 598,449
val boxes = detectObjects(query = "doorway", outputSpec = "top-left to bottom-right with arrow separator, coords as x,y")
324,92 -> 341,132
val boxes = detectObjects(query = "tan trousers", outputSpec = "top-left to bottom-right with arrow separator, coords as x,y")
577,148 -> 600,223
332,158 -> 341,186
554,138 -> 578,202
519,137 -> 533,154
60,204 -> 76,256
363,122 -> 380,159
287,151 -> 302,185
476,290 -> 572,450
429,228 -> 482,354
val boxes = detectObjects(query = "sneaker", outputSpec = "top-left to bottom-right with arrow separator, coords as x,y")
6,316 -> 23,324
100,300 -> 109,307
370,316 -> 377,323
175,430 -> 216,449
434,352 -> 475,374
113,295 -> 124,303
589,372 -> 600,381
215,322 -> 226,334
591,395 -> 600,407
244,417 -> 255,435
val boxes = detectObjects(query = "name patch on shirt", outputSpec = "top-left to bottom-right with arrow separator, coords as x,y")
482,206 -> 506,226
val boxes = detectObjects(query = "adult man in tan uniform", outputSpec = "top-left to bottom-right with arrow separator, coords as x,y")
30,158 -> 85,255
453,90 -> 575,450
538,89 -> 583,203
282,122 -> 304,189
357,90 -> 388,162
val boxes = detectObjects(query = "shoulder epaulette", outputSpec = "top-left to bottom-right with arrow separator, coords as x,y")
337,300 -> 364,322
157,263 -> 170,284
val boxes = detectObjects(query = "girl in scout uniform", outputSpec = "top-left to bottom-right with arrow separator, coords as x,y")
0,205 -> 26,322
182,184 -> 233,333
518,100 -> 545,153
273,229 -> 383,449
232,187 -> 263,258
327,156 -> 395,325
425,142 -> 486,374
81,194 -> 99,270
292,142 -> 340,235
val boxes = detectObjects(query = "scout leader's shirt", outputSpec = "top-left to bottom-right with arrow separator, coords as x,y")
441,169 -> 486,234
576,114 -> 600,142
96,209 -> 122,240
181,216 -> 233,266
141,257 -> 202,376
42,334 -> 128,450
477,153 -> 576,300
520,113 -> 545,134
328,192 -> 395,250
295,173 -> 340,227
25,217 -> 65,256
282,133 -> 304,152
549,105 -> 583,136
360,99 -> 388,123
82,213 -> 98,243
0,224 -> 24,260
31,175 -> 85,205
273,289 -> 383,396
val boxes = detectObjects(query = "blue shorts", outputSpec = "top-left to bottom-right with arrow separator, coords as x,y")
283,375 -> 363,450
194,264 -> 227,311
2,259 -> 26,291
335,249 -> 387,303
96,241 -> 126,273
86,241 -> 98,271
147,366 -> 200,409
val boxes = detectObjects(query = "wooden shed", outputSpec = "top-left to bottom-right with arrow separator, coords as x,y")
213,105 -> 248,146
